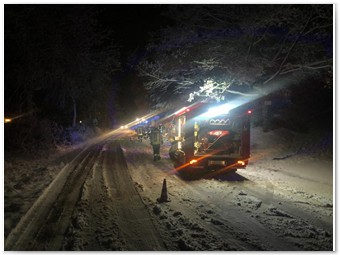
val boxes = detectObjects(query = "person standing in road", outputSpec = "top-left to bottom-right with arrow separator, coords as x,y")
137,127 -> 143,142
150,124 -> 162,161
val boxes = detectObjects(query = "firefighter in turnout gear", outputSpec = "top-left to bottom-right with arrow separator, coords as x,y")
150,125 -> 162,161
137,127 -> 143,142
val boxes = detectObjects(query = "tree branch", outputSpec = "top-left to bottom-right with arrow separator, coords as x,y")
226,89 -> 259,97
272,32 -> 290,62
280,59 -> 332,74
264,13 -> 313,85
303,23 -> 333,36
253,25 -> 270,46
280,64 -> 332,75
139,68 -> 178,83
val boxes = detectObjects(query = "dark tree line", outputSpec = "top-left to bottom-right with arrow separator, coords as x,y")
5,5 -> 121,153
5,5 -> 120,127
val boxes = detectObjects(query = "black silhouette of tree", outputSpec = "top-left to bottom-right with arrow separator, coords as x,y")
5,5 -> 121,127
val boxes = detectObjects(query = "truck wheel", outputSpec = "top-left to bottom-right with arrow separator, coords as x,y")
178,166 -> 210,180
177,166 -> 197,180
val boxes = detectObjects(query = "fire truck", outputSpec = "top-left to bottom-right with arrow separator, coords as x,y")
166,101 -> 251,176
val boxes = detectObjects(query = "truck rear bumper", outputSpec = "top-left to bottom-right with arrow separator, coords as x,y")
189,157 -> 248,169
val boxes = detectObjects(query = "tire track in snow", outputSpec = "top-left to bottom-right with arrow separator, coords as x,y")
5,144 -> 101,250
102,141 -> 166,251
226,177 -> 333,250
62,144 -> 126,250
121,140 -> 332,251
122,141 -> 275,250
160,178 -> 298,251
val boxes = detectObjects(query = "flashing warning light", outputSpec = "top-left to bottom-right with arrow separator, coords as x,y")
190,159 -> 198,164
178,118 -> 182,149
208,130 -> 229,136
247,110 -> 252,114
237,160 -> 246,166
201,103 -> 235,118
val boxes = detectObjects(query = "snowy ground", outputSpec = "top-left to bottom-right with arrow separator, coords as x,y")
3,127 -> 334,251
121,127 -> 333,251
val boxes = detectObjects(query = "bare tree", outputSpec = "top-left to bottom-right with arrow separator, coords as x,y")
137,4 -> 333,107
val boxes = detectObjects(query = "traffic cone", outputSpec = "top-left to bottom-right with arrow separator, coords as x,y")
157,178 -> 170,203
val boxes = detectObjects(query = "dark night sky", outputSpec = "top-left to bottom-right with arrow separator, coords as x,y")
96,5 -> 172,120
98,4 -> 169,60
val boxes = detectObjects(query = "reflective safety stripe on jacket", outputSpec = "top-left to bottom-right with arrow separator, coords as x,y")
150,129 -> 161,145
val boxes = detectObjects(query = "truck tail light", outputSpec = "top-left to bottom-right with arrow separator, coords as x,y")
208,130 -> 229,136
190,159 -> 198,164
237,160 -> 246,166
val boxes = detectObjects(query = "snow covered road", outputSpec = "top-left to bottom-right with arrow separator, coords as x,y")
4,128 -> 333,251
122,139 -> 333,251
5,140 -> 165,251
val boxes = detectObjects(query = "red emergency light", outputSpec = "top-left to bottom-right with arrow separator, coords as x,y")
175,107 -> 187,116
174,102 -> 205,117
208,130 -> 229,136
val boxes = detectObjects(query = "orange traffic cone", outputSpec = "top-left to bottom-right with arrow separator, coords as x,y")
157,178 -> 170,203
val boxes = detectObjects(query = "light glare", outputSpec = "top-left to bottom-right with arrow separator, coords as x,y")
237,160 -> 245,166
190,159 -> 198,164
201,103 -> 234,118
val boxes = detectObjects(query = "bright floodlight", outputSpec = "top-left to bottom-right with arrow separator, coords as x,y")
201,103 -> 235,118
